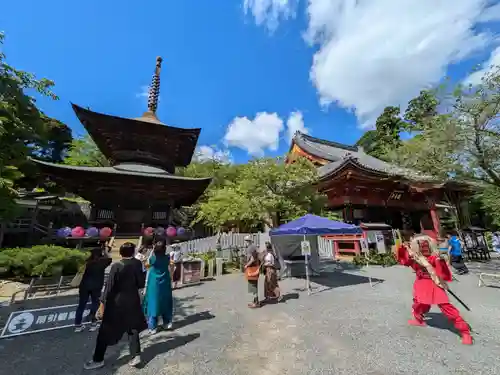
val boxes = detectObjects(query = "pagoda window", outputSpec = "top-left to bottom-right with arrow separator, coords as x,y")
153,211 -> 167,220
97,209 -> 114,220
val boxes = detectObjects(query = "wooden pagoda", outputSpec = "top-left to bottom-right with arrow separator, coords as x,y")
32,57 -> 212,234
288,132 -> 472,239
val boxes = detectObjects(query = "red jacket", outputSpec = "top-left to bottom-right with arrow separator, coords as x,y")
396,245 -> 452,305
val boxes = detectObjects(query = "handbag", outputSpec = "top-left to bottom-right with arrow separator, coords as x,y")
69,264 -> 86,288
245,264 -> 260,281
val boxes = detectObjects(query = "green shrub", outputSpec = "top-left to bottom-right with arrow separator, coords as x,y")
352,251 -> 398,267
0,245 -> 87,278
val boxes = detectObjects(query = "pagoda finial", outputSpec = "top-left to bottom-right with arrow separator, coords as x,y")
147,56 -> 163,114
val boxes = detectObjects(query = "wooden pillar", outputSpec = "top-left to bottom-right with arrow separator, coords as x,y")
333,240 -> 340,258
353,240 -> 360,255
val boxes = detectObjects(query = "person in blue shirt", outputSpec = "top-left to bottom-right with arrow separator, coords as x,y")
447,231 -> 469,275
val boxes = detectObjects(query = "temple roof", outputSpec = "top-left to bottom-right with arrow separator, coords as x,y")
72,57 -> 200,173
31,159 -> 212,207
291,132 -> 435,181
72,104 -> 200,173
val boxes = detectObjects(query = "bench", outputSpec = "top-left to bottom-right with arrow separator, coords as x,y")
478,272 -> 500,287
465,247 -> 491,261
10,275 -> 76,303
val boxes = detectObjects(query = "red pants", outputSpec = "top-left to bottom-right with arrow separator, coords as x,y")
412,299 -> 470,334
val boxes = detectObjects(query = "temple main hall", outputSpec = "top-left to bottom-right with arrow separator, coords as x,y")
288,132 -> 471,239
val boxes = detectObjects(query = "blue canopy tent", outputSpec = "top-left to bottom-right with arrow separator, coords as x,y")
270,214 -> 362,278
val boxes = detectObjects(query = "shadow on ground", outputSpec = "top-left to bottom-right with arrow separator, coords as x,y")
425,312 -> 460,337
311,271 -> 384,290
262,293 -> 299,306
171,310 -> 215,330
111,333 -> 201,369
0,296 -> 209,375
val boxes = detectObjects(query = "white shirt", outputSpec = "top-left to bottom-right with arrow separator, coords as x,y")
264,252 -> 275,266
135,252 -> 146,272
169,249 -> 182,262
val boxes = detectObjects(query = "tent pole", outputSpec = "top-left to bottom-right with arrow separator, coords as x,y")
304,234 -> 311,295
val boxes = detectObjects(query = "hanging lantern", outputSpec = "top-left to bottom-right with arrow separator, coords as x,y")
100,227 -> 113,238
86,227 -> 99,237
57,227 -> 72,238
143,227 -> 154,237
155,227 -> 165,236
177,227 -> 186,236
71,226 -> 85,238
166,226 -> 177,237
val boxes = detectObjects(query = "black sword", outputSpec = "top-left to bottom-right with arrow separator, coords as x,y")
447,288 -> 471,311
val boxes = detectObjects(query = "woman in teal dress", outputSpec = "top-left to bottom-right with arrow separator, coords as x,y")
143,239 -> 174,334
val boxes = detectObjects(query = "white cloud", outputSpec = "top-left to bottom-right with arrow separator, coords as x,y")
243,0 -> 497,128
195,145 -> 233,163
224,112 -> 284,155
286,111 -> 309,142
464,45 -> 500,85
243,0 -> 298,32
478,2 -> 500,23
223,111 -> 311,155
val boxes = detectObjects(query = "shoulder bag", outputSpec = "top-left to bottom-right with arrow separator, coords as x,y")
245,263 -> 260,281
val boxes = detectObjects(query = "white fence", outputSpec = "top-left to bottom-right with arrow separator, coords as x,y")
318,236 -> 334,258
177,232 -> 270,255
177,231 -> 333,258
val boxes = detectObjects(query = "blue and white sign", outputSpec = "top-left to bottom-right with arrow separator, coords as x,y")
0,303 -> 92,339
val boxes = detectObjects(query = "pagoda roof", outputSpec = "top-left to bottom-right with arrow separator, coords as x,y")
72,57 -> 201,173
31,158 -> 212,207
291,132 -> 435,181
72,103 -> 200,173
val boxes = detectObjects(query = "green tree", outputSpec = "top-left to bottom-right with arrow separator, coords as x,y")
404,89 -> 439,130
36,116 -> 73,162
384,68 -> 500,225
386,114 -> 462,179
355,130 -> 378,155
64,135 -> 110,167
193,157 -> 329,230
356,106 -> 404,159
0,32 -> 59,220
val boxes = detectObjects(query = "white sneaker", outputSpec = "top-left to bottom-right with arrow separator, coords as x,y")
74,325 -> 85,333
83,360 -> 104,370
165,322 -> 173,330
149,328 -> 158,335
88,322 -> 99,332
129,356 -> 141,367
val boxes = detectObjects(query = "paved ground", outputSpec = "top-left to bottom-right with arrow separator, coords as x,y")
1,261 -> 499,375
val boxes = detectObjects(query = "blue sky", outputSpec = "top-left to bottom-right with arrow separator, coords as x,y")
2,0 -> 500,163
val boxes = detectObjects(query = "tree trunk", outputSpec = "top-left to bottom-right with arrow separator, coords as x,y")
0,222 -> 4,248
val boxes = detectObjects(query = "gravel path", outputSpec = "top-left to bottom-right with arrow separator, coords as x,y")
0,263 -> 499,375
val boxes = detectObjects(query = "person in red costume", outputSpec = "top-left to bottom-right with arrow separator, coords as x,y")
396,235 -> 473,345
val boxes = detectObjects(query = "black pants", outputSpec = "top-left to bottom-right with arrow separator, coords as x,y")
93,329 -> 141,362
75,288 -> 101,325
451,255 -> 469,274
